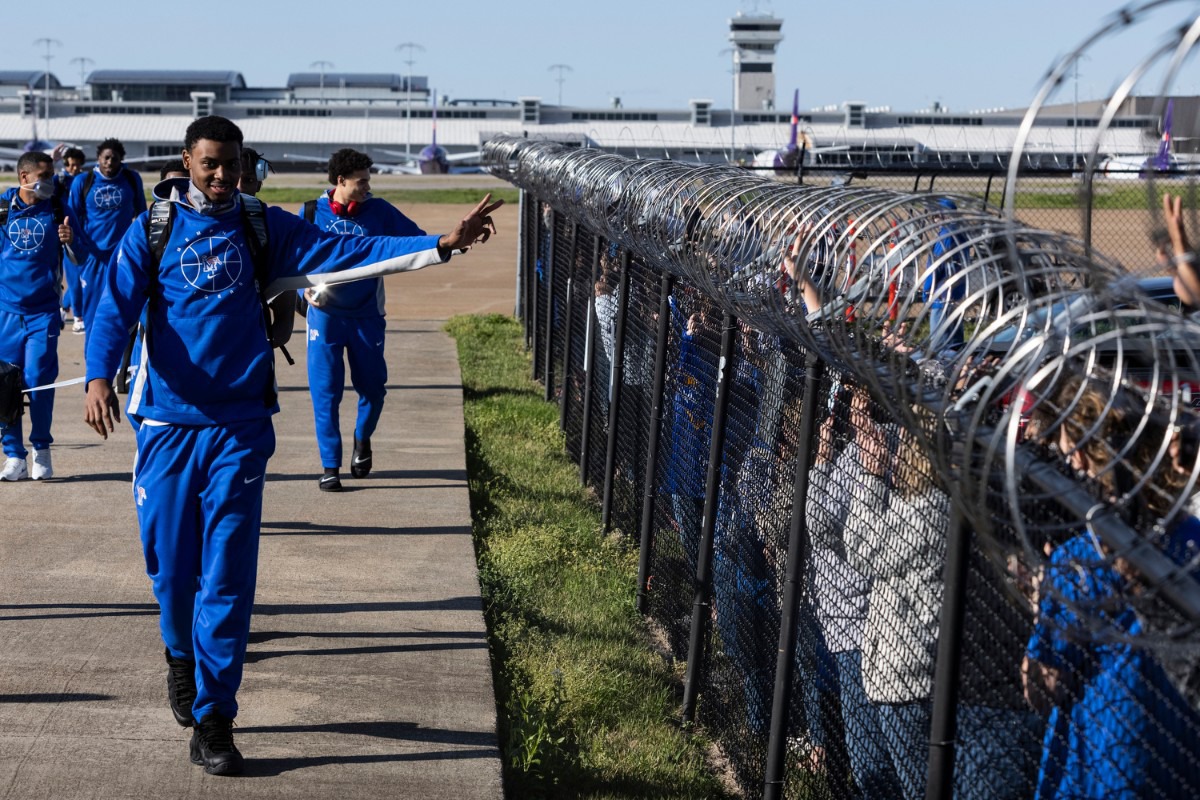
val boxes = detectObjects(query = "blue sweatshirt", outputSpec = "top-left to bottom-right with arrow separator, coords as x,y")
301,194 -> 425,317
67,166 -> 146,257
84,181 -> 446,425
0,187 -> 72,315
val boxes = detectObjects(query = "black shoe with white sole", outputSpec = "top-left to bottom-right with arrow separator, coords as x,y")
189,712 -> 244,776
319,468 -> 342,492
350,436 -> 372,479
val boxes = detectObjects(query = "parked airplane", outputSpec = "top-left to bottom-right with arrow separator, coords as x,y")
285,92 -> 482,175
751,89 -> 848,173
1099,99 -> 1184,178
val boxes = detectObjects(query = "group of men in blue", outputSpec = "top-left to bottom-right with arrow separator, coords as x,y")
1,115 -> 501,775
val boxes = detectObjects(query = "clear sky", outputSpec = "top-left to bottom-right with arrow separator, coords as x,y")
4,1 -> 1196,112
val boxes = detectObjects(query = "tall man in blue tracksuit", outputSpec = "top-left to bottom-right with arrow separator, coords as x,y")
68,137 -> 146,335
83,116 -> 501,776
0,151 -> 75,481
301,148 -> 425,491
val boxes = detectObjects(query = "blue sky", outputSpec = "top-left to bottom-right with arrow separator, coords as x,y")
6,1 -> 1196,112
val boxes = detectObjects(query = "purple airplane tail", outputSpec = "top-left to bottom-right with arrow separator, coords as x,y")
1153,99 -> 1174,172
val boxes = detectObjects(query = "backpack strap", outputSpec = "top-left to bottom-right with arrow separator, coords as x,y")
0,196 -> 8,229
302,198 -> 317,224
239,195 -> 281,404
140,199 -> 176,358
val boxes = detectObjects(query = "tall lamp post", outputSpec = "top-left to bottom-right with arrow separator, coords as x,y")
548,63 -> 572,106
719,47 -> 737,160
70,56 -> 93,98
396,42 -> 424,160
34,37 -> 61,142
310,60 -> 333,104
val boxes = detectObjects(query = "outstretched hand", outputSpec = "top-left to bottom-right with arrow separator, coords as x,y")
439,194 -> 504,253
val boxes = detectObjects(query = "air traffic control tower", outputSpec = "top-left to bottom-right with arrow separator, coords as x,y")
729,11 -> 782,111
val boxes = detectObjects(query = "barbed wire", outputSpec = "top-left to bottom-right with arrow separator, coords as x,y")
485,5 -> 1200,655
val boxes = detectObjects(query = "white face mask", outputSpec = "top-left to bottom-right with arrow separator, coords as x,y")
21,180 -> 54,201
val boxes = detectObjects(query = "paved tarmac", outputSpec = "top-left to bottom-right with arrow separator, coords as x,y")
0,316 -> 503,799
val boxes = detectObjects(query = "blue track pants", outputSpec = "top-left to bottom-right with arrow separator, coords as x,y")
133,417 -> 275,722
305,307 -> 387,469
0,309 -> 59,458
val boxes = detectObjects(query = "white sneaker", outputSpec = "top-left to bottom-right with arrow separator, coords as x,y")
30,449 -> 52,480
0,456 -> 28,481
60,308 -> 69,324
72,319 -> 85,334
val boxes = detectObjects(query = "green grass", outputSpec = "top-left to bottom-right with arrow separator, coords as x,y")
254,187 -> 520,205
446,314 -> 731,800
983,184 -> 1200,210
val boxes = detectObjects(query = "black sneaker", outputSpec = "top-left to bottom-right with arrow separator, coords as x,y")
165,648 -> 197,728
189,712 -> 244,776
319,468 -> 342,492
350,436 -> 372,478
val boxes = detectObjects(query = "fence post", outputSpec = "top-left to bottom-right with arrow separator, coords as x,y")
559,221 -> 580,430
682,311 -> 738,725
516,189 -> 527,324
763,352 -> 824,800
579,236 -> 604,486
601,252 -> 633,531
543,208 -> 559,402
636,272 -> 675,615
924,502 -> 967,800
530,200 -> 543,375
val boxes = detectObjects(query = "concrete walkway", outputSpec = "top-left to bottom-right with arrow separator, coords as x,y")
0,320 -> 502,799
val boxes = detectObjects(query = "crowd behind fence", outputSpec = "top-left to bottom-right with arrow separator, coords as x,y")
491,128 -> 1200,800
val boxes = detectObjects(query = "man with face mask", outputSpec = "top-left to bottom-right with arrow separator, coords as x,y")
0,151 -> 75,480
67,137 -> 145,335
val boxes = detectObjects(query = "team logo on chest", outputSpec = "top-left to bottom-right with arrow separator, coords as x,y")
93,183 -> 124,210
7,217 -> 45,252
327,218 -> 365,237
180,235 -> 245,293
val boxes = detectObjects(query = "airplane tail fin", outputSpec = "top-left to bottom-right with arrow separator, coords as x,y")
431,90 -> 438,147
1153,98 -> 1174,171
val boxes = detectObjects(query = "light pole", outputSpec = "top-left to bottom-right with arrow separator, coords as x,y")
548,64 -> 572,106
34,37 -> 61,141
310,60 -> 333,104
70,56 -> 93,96
396,42 -> 424,160
719,48 -> 737,160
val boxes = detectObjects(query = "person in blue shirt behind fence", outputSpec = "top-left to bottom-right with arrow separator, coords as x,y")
1022,375 -> 1200,799
83,115 -> 501,777
297,148 -> 426,492
0,151 -> 75,481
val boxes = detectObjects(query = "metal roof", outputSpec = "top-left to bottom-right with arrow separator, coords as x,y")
87,70 -> 246,88
286,73 -> 426,91
0,71 -> 60,89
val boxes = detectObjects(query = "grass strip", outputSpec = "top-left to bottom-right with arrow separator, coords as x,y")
446,314 -> 731,800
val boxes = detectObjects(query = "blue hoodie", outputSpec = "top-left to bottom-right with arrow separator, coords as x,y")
302,193 -> 425,317
0,187 -> 72,315
67,166 -> 146,258
84,180 -> 446,425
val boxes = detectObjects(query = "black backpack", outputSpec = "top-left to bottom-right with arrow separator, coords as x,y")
141,195 -> 288,405
0,361 -> 24,427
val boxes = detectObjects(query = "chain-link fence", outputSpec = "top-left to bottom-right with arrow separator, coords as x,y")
494,123 -> 1200,798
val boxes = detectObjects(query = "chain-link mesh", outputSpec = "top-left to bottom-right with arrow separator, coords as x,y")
506,10 -> 1200,788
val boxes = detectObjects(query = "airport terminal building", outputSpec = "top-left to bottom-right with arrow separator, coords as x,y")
0,59 -> 1185,172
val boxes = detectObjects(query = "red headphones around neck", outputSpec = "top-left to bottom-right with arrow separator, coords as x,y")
327,189 -> 360,217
